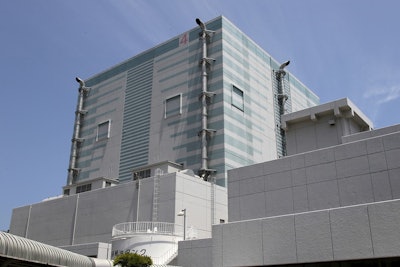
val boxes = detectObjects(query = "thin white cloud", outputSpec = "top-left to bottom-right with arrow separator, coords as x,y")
360,84 -> 400,127
363,85 -> 400,104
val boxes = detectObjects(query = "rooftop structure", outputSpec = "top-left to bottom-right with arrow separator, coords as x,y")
282,97 -> 373,155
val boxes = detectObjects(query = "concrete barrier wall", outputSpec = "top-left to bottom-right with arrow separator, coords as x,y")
228,130 -> 400,222
212,199 -> 400,267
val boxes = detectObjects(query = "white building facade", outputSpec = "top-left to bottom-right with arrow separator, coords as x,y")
16,17 -> 388,267
178,100 -> 400,267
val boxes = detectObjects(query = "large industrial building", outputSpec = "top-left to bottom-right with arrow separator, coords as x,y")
4,16 -> 400,267
63,15 -> 318,191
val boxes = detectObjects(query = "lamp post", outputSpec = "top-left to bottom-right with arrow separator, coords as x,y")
177,209 -> 186,240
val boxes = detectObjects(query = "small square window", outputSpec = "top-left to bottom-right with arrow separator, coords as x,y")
232,86 -> 244,111
63,189 -> 70,196
97,120 -> 110,141
165,94 -> 182,118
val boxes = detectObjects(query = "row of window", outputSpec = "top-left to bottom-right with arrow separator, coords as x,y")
76,183 -> 92,193
94,85 -> 244,143
133,169 -> 151,180
63,183 -> 92,195
64,181 -> 112,196
165,85 -> 244,118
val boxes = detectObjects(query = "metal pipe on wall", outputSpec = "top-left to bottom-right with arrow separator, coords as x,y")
71,194 -> 80,245
200,26 -> 208,175
196,18 -> 216,181
275,61 -> 290,157
67,77 -> 89,186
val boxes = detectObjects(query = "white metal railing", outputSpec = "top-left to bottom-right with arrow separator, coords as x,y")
151,243 -> 178,265
112,222 -> 183,238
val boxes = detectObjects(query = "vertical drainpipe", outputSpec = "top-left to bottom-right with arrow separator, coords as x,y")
25,205 -> 32,238
136,179 -> 141,222
200,25 -> 208,175
67,77 -> 90,186
71,194 -> 80,245
196,18 -> 216,181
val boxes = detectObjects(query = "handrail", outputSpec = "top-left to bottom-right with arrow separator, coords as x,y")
151,243 -> 178,265
112,221 -> 183,238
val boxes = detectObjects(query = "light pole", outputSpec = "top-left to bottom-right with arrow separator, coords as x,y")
177,209 -> 186,240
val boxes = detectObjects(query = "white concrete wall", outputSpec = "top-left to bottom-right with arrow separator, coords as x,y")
10,173 -> 227,249
210,199 -> 400,266
177,238 -> 213,267
285,115 -> 344,155
228,129 -> 400,222
177,125 -> 400,267
343,124 -> 400,144
175,173 -> 228,237
282,98 -> 372,155
284,111 -> 370,156
179,199 -> 400,267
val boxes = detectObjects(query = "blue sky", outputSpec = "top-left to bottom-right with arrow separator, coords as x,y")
1,0 -> 399,231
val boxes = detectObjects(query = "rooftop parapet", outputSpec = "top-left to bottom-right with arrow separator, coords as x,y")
281,98 -> 373,155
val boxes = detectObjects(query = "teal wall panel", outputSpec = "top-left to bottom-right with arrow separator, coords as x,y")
118,61 -> 154,181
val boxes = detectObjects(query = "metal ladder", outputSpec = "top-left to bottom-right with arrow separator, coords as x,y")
152,169 -> 163,222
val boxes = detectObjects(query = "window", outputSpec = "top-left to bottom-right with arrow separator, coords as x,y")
76,183 -> 91,193
97,120 -> 110,141
232,86 -> 244,111
133,169 -> 151,180
165,94 -> 182,118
